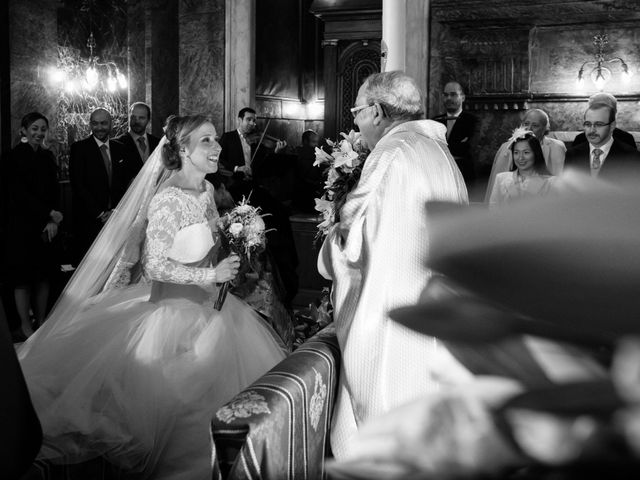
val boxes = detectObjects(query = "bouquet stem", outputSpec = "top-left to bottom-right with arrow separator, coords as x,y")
214,281 -> 230,311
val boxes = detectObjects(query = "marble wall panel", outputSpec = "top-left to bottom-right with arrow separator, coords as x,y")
9,0 -> 58,144
178,0 -> 225,130
127,1 -> 146,109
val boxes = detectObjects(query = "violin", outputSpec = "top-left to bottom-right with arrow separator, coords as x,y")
245,119 -> 291,159
245,131 -> 283,150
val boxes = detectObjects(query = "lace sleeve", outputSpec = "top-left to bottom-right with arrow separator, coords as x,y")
144,191 -> 217,286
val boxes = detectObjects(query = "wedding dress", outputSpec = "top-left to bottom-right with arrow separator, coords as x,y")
18,181 -> 286,479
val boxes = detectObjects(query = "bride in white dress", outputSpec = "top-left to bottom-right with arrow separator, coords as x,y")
17,115 -> 287,479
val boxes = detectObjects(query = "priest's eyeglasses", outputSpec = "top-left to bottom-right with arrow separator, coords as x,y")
583,121 -> 613,129
350,104 -> 375,119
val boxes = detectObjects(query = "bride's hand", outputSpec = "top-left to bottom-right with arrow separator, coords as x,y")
215,254 -> 241,283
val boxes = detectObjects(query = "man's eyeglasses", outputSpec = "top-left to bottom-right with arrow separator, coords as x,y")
583,121 -> 613,129
350,104 -> 375,119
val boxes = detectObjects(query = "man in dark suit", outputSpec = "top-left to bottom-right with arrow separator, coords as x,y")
432,81 -> 478,190
69,108 -> 141,263
564,102 -> 640,182
571,92 -> 637,150
113,102 -> 160,165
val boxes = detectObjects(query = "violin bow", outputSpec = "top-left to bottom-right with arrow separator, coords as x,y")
250,118 -> 271,163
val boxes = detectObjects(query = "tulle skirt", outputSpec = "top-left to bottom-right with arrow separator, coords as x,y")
18,283 -> 287,479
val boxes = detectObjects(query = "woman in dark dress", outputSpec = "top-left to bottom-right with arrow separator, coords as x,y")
3,112 -> 63,338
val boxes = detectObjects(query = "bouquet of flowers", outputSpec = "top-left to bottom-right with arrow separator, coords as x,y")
214,198 -> 269,310
314,130 -> 369,239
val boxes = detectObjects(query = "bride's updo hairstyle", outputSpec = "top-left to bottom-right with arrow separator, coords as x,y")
162,114 -> 214,170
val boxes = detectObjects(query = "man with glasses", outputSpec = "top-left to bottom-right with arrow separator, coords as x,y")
571,92 -> 636,150
564,102 -> 640,180
319,71 -> 471,459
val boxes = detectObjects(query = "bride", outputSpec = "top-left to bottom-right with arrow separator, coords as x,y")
17,114 -> 287,479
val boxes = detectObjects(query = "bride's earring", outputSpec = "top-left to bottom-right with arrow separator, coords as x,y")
180,147 -> 192,164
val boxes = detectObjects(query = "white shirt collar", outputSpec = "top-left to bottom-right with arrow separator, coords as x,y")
589,135 -> 614,158
93,136 -> 109,149
446,107 -> 463,118
129,131 -> 148,142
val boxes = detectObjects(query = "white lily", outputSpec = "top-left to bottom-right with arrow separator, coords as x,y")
332,140 -> 359,168
314,147 -> 333,167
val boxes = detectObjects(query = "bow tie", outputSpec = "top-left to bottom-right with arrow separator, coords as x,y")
446,116 -> 458,121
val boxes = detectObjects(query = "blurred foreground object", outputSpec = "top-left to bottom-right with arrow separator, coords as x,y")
331,176 -> 640,478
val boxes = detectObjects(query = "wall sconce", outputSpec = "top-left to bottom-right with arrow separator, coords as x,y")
577,34 -> 632,91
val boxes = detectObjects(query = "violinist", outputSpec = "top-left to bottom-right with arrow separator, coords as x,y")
215,107 -> 287,200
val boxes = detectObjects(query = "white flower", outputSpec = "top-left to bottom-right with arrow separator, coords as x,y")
325,167 -> 339,189
229,222 -> 244,237
314,197 -> 333,214
332,140 -> 359,168
314,147 -> 333,167
248,215 -> 265,234
340,130 -> 360,146
235,204 -> 254,215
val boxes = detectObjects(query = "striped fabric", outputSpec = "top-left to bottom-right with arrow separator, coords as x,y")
212,325 -> 340,480
318,120 -> 476,458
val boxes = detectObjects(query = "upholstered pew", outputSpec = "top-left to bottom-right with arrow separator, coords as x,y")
212,325 -> 340,480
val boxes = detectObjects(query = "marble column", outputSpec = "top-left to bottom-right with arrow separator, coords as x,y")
405,0 -> 430,100
148,0 -> 179,137
179,0 -> 225,130
126,0 -> 146,111
382,0 -> 430,101
382,0 -> 406,72
224,0 -> 254,131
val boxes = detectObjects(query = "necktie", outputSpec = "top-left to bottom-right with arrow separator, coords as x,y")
137,136 -> 147,162
446,117 -> 457,138
240,134 -> 252,166
100,144 -> 112,187
592,148 -> 603,170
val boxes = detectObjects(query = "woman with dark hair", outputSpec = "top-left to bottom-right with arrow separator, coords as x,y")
488,129 -> 556,207
2,112 -> 63,338
18,114 -> 286,479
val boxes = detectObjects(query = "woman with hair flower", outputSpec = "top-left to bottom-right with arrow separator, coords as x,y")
488,129 -> 556,207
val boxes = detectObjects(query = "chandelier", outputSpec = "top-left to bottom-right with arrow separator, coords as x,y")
576,34 -> 632,91
48,30 -> 128,94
